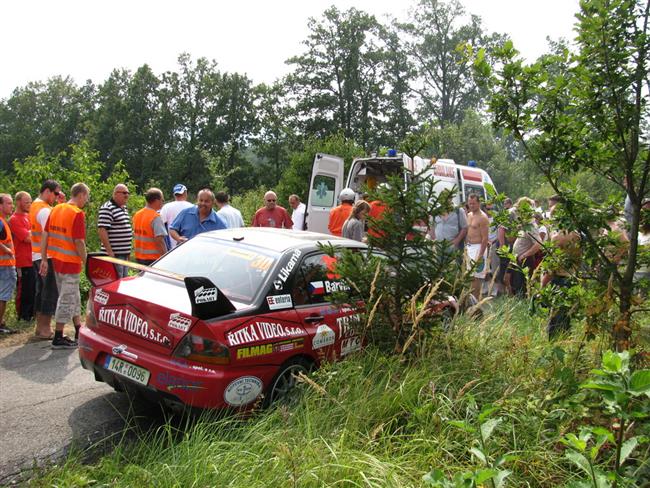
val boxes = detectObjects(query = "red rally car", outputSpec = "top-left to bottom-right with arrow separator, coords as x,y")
79,228 -> 366,411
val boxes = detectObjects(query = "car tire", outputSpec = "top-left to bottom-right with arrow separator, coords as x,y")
264,357 -> 312,408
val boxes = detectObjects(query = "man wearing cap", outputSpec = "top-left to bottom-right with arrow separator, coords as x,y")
161,184 -> 193,250
98,184 -> 132,278
169,188 -> 227,243
252,191 -> 293,228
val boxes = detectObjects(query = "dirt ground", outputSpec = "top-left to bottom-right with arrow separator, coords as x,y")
0,322 -> 78,348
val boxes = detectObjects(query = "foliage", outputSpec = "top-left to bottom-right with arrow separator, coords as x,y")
0,141 -> 137,253
478,0 -> 650,350
0,76 -> 95,172
285,6 -> 404,151
274,133 -> 365,205
230,187 -> 267,226
29,299 -> 650,486
561,350 -> 650,487
400,0 -> 506,127
424,405 -> 514,488
0,2 -> 518,192
330,169 -> 465,352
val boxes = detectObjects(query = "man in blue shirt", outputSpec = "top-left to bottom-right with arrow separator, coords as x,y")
169,189 -> 227,243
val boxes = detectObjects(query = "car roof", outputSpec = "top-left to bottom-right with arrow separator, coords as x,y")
196,228 -> 367,254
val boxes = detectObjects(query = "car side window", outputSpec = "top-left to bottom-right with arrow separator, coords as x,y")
292,252 -> 354,306
292,253 -> 331,306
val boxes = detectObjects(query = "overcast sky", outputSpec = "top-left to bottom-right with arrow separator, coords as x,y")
1,0 -> 580,100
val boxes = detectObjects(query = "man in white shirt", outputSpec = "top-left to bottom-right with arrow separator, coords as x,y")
289,194 -> 306,231
215,191 -> 244,228
160,184 -> 193,250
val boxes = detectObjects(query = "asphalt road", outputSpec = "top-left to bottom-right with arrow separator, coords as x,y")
0,340 -> 155,484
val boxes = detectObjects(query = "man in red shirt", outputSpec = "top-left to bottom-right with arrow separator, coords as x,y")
40,183 -> 89,349
252,191 -> 293,229
8,191 -> 34,322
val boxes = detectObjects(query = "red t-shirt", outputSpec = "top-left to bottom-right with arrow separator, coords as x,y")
368,200 -> 387,238
46,211 -> 86,274
8,213 -> 32,268
252,206 -> 293,229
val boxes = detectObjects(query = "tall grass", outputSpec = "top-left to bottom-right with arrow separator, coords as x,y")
30,298 -> 625,487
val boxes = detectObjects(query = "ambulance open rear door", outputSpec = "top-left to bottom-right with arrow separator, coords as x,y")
305,153 -> 344,234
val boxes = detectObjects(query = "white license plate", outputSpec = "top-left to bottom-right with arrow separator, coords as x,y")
104,355 -> 150,386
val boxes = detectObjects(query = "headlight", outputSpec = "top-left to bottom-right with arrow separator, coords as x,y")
173,334 -> 230,365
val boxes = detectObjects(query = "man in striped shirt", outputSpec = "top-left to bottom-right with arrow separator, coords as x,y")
98,184 -> 132,278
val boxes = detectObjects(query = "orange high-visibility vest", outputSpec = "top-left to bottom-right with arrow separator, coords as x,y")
328,203 -> 353,237
47,203 -> 83,265
133,207 -> 163,261
0,216 -> 15,267
29,199 -> 51,257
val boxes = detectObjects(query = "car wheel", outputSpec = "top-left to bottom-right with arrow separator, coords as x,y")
265,358 -> 312,407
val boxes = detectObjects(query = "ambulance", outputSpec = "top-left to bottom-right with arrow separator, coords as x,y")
305,152 -> 497,234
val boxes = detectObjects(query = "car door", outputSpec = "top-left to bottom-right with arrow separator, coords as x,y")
290,251 -> 360,361
306,153 -> 344,234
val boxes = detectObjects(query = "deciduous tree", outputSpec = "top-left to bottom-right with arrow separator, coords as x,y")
480,0 -> 650,349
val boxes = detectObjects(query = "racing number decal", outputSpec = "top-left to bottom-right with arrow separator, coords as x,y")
250,256 -> 273,271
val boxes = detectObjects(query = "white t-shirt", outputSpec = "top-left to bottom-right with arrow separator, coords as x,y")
217,204 -> 245,229
292,203 -> 306,231
32,205 -> 51,261
160,200 -> 193,249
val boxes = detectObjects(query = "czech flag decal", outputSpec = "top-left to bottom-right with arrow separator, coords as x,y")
309,281 -> 325,295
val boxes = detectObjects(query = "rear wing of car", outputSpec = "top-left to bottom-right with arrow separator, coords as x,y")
85,253 -> 235,320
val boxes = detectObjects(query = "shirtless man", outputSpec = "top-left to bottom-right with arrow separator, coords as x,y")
465,194 -> 490,299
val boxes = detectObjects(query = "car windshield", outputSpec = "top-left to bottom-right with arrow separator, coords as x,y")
151,236 -> 280,304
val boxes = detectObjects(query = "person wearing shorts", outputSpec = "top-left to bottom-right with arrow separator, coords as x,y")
40,183 -> 89,349
30,179 -> 62,339
0,194 -> 17,334
465,194 -> 490,299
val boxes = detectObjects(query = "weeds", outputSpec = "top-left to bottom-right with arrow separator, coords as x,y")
29,299 -> 648,487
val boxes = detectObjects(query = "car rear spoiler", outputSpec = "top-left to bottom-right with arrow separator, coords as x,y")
86,254 -> 236,320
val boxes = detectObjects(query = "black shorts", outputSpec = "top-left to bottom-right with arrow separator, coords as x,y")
33,259 -> 59,315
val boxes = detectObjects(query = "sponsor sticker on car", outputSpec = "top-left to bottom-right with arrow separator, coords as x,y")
236,338 -> 304,360
94,288 -> 109,305
156,372 -> 205,391
194,286 -> 218,304
276,249 -> 301,283
312,324 -> 335,349
341,336 -> 362,356
226,321 -> 305,346
223,376 -> 263,407
266,294 -> 293,310
98,306 -> 172,347
168,312 -> 192,332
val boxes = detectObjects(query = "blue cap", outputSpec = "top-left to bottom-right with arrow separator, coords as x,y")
173,184 -> 187,195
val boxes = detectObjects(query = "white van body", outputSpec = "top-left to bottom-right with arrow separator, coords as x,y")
305,153 -> 497,234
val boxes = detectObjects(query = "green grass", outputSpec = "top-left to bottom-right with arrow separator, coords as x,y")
28,298 -> 649,487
